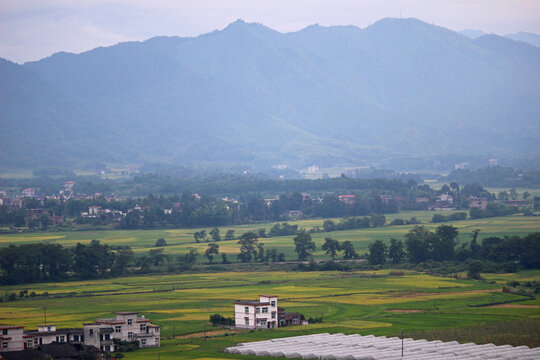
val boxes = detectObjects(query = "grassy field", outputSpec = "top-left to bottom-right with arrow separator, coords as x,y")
0,269 -> 539,359
0,211 -> 538,260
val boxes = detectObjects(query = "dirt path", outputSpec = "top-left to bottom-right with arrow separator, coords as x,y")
175,329 -> 240,339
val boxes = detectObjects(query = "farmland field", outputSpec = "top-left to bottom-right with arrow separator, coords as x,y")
0,212 -> 538,260
1,269 -> 539,359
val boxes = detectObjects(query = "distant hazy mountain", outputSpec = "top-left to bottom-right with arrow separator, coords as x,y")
504,32 -> 540,47
459,29 -> 487,39
460,29 -> 540,48
1,18 -> 539,168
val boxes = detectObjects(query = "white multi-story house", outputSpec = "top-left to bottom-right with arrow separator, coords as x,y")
0,325 -> 30,352
234,295 -> 279,329
84,312 -> 160,352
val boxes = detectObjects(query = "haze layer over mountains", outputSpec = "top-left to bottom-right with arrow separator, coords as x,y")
1,18 -> 539,168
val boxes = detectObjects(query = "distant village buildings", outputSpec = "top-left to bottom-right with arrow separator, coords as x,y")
0,312 -> 159,354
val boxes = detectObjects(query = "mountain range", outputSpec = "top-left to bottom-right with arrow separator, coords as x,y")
459,29 -> 540,47
1,18 -> 539,169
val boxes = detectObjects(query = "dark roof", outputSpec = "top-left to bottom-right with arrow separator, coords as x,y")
0,349 -> 47,360
25,328 -> 83,336
234,300 -> 270,305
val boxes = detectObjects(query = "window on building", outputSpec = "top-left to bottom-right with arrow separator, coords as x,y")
244,318 -> 249,325
2,329 -> 7,335
59,335 -> 65,343
115,326 -> 121,333
89,329 -> 94,335
141,339 -> 146,345
47,326 -> 51,332
73,335 -> 79,342
255,308 -> 260,313
105,345 -> 110,352
100,334 -> 104,341
244,307 -> 249,313
292,318 -> 298,324
140,324 -> 146,332
34,338 -> 39,345
105,334 -> 110,340
271,312 -> 276,319
127,319 -> 132,325
260,320 -> 267,326
128,332 -> 133,339
262,307 -> 268,313
156,338 -> 160,345
271,301 -> 276,307
2,342 -> 7,350
27,340 -> 33,347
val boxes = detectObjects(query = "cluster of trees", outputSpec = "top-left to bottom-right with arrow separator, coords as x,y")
209,314 -> 234,326
469,203 -> 517,219
321,237 -> 359,260
235,231 -> 286,263
318,215 -> 386,233
390,217 -> 421,226
448,166 -> 540,188
0,240 -> 198,285
366,226 -> 540,272
432,212 -> 467,223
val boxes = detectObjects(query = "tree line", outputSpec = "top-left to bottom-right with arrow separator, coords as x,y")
366,226 -> 540,275
0,240 -> 198,285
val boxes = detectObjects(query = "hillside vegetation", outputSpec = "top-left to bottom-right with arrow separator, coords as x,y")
1,18 -> 539,168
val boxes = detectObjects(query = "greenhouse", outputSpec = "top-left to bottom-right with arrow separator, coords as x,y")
224,333 -> 540,359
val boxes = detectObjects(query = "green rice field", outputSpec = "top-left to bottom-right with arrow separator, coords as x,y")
1,269 -> 539,359
0,211 -> 538,260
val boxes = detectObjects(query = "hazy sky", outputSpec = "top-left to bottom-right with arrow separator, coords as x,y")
1,0 -> 539,63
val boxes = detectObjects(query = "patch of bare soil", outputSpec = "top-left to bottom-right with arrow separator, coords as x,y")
491,304 -> 540,308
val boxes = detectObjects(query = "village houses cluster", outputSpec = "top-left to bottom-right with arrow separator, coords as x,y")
0,312 -> 159,353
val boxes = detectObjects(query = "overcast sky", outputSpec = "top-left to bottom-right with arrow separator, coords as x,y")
1,0 -> 539,63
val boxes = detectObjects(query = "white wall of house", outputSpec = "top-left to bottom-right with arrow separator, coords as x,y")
0,327 -> 25,352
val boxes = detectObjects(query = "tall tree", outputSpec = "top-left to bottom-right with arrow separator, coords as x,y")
368,240 -> 387,265
225,230 -> 235,240
237,231 -> 258,262
322,237 -> 340,259
405,225 -> 432,263
433,225 -> 459,261
205,243 -> 219,264
209,227 -> 221,242
293,231 -> 316,260
388,238 -> 405,264
470,229 -> 481,259
341,241 -> 359,259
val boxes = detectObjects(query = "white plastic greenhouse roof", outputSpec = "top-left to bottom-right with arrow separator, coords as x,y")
224,333 -> 540,359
